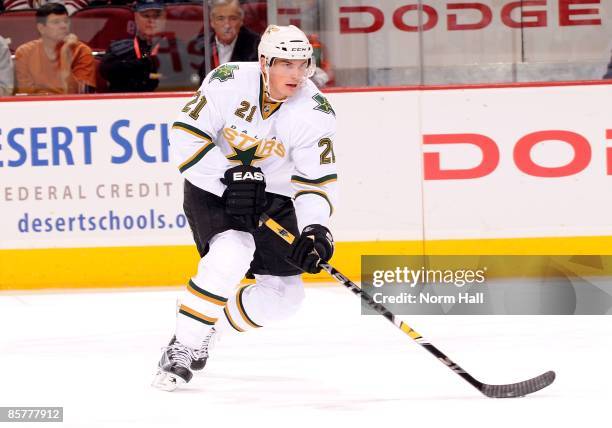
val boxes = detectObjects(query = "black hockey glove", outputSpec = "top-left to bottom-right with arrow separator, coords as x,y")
287,224 -> 334,274
221,165 -> 267,230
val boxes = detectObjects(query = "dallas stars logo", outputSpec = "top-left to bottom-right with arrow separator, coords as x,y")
209,64 -> 239,83
312,94 -> 335,116
226,142 -> 264,166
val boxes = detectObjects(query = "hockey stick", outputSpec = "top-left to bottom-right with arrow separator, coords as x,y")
260,213 -> 556,398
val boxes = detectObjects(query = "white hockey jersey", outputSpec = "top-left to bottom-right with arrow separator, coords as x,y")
169,62 -> 337,230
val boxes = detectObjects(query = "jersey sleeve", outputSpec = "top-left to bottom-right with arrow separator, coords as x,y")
289,106 -> 338,232
169,72 -> 231,197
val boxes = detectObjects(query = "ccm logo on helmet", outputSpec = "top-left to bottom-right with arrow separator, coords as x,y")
291,47 -> 308,51
232,171 -> 264,181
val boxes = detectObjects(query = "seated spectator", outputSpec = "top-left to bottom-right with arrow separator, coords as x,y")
4,0 -> 88,16
100,0 -> 196,92
0,36 -> 14,95
14,3 -> 96,94
198,0 -> 260,82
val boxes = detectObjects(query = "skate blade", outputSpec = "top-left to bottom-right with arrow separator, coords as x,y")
151,370 -> 186,392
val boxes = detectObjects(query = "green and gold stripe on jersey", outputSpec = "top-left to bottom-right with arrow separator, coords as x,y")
291,174 -> 338,187
172,121 -> 213,142
236,285 -> 262,329
172,121 -> 215,173
294,190 -> 334,215
178,304 -> 218,325
187,279 -> 228,306
223,306 -> 245,333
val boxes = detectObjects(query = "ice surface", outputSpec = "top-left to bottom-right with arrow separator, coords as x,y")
0,284 -> 609,428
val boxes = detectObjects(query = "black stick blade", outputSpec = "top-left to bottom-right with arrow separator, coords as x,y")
480,371 -> 556,398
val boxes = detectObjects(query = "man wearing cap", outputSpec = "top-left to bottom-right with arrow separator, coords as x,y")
100,0 -> 193,92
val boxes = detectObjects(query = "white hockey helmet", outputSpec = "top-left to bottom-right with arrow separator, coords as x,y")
258,25 -> 316,101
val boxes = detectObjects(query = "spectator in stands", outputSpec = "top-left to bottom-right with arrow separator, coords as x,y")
4,0 -> 87,16
198,0 -> 260,82
14,3 -> 95,94
100,0 -> 195,92
0,36 -> 14,95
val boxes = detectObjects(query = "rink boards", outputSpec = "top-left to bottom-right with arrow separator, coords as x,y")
2,82 -> 612,289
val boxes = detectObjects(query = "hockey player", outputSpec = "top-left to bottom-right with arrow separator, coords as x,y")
152,24 -> 337,391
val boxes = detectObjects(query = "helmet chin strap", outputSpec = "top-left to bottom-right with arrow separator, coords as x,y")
262,63 -> 288,103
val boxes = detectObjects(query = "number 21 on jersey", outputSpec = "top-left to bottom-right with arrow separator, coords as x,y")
182,91 -> 207,120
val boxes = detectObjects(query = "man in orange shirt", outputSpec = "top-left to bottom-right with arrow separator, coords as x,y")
14,3 -> 95,95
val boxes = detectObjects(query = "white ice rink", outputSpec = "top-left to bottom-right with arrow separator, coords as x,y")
1,284 -> 610,428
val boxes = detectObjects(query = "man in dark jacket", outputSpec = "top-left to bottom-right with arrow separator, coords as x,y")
198,0 -> 260,82
100,0 -> 195,92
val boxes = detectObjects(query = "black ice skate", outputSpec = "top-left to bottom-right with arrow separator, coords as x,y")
151,340 -> 197,392
166,327 -> 216,371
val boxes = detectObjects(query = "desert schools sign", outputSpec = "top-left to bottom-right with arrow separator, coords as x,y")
0,122 -> 170,168
1,83 -> 612,249
338,1 -> 603,33
3,84 -> 612,288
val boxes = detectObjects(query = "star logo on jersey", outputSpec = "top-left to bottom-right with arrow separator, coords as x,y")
226,143 -> 265,166
209,64 -> 239,83
312,94 -> 335,116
